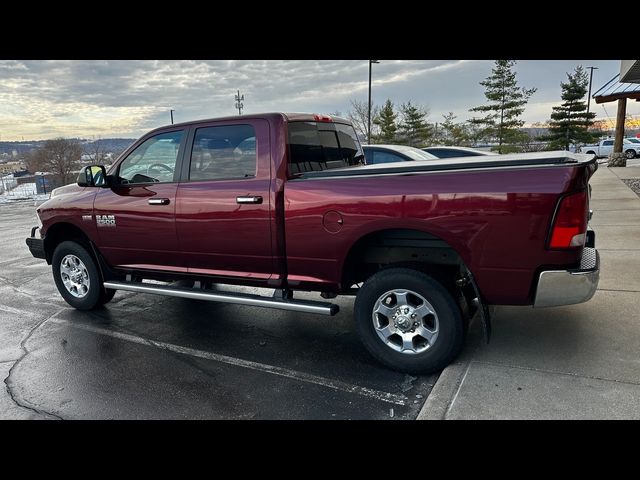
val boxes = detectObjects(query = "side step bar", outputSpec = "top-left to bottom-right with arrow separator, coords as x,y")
103,281 -> 339,316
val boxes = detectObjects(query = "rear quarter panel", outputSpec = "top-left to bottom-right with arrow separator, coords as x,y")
284,164 -> 592,305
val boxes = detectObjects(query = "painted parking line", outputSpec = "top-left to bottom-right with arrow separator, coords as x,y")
51,317 -> 408,406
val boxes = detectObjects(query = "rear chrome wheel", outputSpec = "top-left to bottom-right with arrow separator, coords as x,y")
354,268 -> 464,374
372,289 -> 439,354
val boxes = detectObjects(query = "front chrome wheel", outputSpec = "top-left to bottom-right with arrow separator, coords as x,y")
60,254 -> 90,298
372,289 -> 439,354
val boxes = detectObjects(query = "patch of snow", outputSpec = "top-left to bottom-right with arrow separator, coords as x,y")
0,182 -> 50,204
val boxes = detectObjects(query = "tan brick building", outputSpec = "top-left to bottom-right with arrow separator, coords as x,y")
0,161 -> 26,174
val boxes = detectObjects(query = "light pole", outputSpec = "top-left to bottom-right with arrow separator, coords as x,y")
368,60 -> 380,144
170,109 -> 174,124
586,66 -> 599,115
235,90 -> 244,115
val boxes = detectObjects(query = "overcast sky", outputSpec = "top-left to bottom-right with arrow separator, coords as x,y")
0,60 -> 637,141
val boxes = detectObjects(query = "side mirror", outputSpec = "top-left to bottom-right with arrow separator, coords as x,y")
77,165 -> 108,187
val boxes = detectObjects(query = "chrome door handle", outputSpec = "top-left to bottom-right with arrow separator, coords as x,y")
236,196 -> 263,204
148,198 -> 170,205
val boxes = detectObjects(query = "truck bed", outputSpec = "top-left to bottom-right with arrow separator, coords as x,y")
284,150 -> 597,305
296,151 -> 596,179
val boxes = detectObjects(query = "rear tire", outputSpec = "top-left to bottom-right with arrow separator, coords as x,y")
52,241 -> 103,310
354,268 -> 464,374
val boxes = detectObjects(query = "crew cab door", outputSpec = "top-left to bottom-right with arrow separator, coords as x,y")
175,119 -> 274,281
94,129 -> 186,272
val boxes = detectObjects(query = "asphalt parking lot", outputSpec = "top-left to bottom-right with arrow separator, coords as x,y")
0,201 -> 438,419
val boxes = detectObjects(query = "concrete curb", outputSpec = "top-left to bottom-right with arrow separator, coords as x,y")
416,356 -> 472,420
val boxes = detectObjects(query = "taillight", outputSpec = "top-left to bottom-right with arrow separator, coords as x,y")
548,190 -> 588,249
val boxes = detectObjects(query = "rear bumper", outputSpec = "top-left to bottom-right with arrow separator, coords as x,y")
533,247 -> 599,308
26,226 -> 46,260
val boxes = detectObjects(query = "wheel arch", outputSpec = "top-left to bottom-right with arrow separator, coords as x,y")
340,227 -> 475,295
43,222 -> 94,265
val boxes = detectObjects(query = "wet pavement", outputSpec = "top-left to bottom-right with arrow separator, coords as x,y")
0,201 -> 437,419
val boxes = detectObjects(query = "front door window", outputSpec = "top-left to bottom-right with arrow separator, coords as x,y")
118,130 -> 184,184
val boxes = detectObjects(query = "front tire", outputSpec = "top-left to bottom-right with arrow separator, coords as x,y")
354,268 -> 464,374
52,241 -> 103,310
625,149 -> 636,159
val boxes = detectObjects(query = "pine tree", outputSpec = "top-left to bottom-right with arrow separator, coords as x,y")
440,112 -> 469,146
373,99 -> 398,143
398,101 -> 432,147
466,117 -> 490,147
470,60 -> 536,153
546,66 -> 598,151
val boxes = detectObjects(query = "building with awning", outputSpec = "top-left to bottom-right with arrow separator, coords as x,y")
592,61 -> 640,160
621,60 -> 640,83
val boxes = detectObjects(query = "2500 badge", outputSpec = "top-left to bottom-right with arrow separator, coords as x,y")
96,214 -> 116,227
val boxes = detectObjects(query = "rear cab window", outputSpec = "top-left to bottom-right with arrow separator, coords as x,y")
288,121 -> 364,175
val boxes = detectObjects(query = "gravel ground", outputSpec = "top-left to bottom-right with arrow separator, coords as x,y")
622,178 -> 640,198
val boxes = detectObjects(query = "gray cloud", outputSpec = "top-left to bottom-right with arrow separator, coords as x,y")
0,59 -> 636,140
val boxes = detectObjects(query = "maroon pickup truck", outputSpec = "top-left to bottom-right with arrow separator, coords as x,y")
26,113 -> 599,373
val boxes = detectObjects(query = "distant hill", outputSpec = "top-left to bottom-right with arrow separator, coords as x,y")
82,138 -> 137,154
0,138 -> 137,157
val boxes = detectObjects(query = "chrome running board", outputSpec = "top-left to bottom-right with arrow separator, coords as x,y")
103,281 -> 339,316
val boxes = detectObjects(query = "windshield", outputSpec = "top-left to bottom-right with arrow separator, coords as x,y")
398,147 -> 438,161
288,121 -> 364,174
626,138 -> 640,144
372,145 -> 437,161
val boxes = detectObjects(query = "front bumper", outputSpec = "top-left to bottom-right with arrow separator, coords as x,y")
26,226 -> 46,260
533,247 -> 600,308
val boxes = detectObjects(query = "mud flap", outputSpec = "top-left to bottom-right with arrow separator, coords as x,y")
464,268 -> 492,343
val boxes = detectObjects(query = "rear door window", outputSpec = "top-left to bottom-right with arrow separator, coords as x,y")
188,125 -> 257,181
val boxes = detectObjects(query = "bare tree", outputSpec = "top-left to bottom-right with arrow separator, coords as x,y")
84,139 -> 109,165
30,138 -> 83,185
107,148 -> 126,166
25,150 -> 45,174
347,99 -> 380,143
